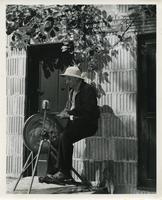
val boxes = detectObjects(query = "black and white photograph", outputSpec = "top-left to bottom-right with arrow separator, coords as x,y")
0,0 -> 161,197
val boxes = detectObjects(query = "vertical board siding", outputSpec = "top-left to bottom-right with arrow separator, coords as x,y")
6,49 -> 26,177
73,32 -> 138,192
6,135 -> 23,176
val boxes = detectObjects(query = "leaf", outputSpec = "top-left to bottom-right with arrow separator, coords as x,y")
106,55 -> 112,62
118,35 -> 123,41
54,26 -> 59,32
43,64 -> 51,78
87,70 -> 96,80
19,26 -> 31,33
97,84 -> 106,97
107,23 -> 111,28
11,34 -> 16,41
107,15 -> 112,22
111,49 -> 118,57
103,72 -> 110,83
61,45 -> 68,52
98,72 -> 104,84
50,29 -> 55,37
44,21 -> 53,32
102,10 -> 107,18
45,16 -> 54,22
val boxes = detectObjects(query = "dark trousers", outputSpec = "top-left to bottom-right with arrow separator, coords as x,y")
56,119 -> 98,177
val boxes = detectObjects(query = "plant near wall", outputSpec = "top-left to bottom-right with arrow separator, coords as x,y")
6,4 -> 156,97
6,5 -> 113,64
117,5 -> 156,57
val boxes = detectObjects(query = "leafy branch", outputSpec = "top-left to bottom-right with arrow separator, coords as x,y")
6,5 -> 156,97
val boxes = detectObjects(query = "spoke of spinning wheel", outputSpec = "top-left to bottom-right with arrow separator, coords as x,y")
28,140 -> 43,194
50,145 -> 58,155
13,152 -> 32,191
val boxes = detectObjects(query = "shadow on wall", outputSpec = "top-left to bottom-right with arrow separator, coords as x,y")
73,105 -> 137,193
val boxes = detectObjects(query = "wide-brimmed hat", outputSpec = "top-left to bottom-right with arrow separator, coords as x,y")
60,66 -> 84,79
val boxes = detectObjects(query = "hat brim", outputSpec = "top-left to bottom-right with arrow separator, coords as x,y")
60,74 -> 84,79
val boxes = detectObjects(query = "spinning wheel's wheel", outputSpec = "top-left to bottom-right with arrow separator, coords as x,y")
23,113 -> 63,153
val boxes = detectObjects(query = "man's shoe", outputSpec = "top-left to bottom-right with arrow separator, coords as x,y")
52,171 -> 72,181
38,175 -> 55,184
39,174 -> 66,185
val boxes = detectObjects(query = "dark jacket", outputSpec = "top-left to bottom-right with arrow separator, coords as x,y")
67,81 -> 100,122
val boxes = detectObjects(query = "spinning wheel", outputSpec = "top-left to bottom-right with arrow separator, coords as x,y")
23,113 -> 62,153
13,100 -> 92,194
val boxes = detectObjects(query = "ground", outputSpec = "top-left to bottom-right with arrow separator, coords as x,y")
6,176 -> 95,194
6,176 -> 155,194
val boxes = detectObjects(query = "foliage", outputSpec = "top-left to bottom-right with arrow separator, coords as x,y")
128,5 -> 156,18
6,5 -> 156,98
6,5 -> 113,64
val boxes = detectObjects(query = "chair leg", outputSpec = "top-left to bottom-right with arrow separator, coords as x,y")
71,167 -> 92,189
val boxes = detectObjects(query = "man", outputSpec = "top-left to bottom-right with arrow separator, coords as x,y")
53,66 -> 100,181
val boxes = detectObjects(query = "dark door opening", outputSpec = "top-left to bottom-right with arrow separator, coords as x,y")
23,42 -> 73,176
137,33 -> 156,191
25,42 -> 73,118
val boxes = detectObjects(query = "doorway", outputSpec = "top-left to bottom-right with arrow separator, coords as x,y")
23,42 -> 73,176
25,42 -> 73,117
137,33 -> 156,191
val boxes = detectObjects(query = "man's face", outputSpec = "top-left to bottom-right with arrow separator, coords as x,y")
65,76 -> 79,89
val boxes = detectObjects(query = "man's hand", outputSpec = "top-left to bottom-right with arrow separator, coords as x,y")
56,111 -> 70,119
